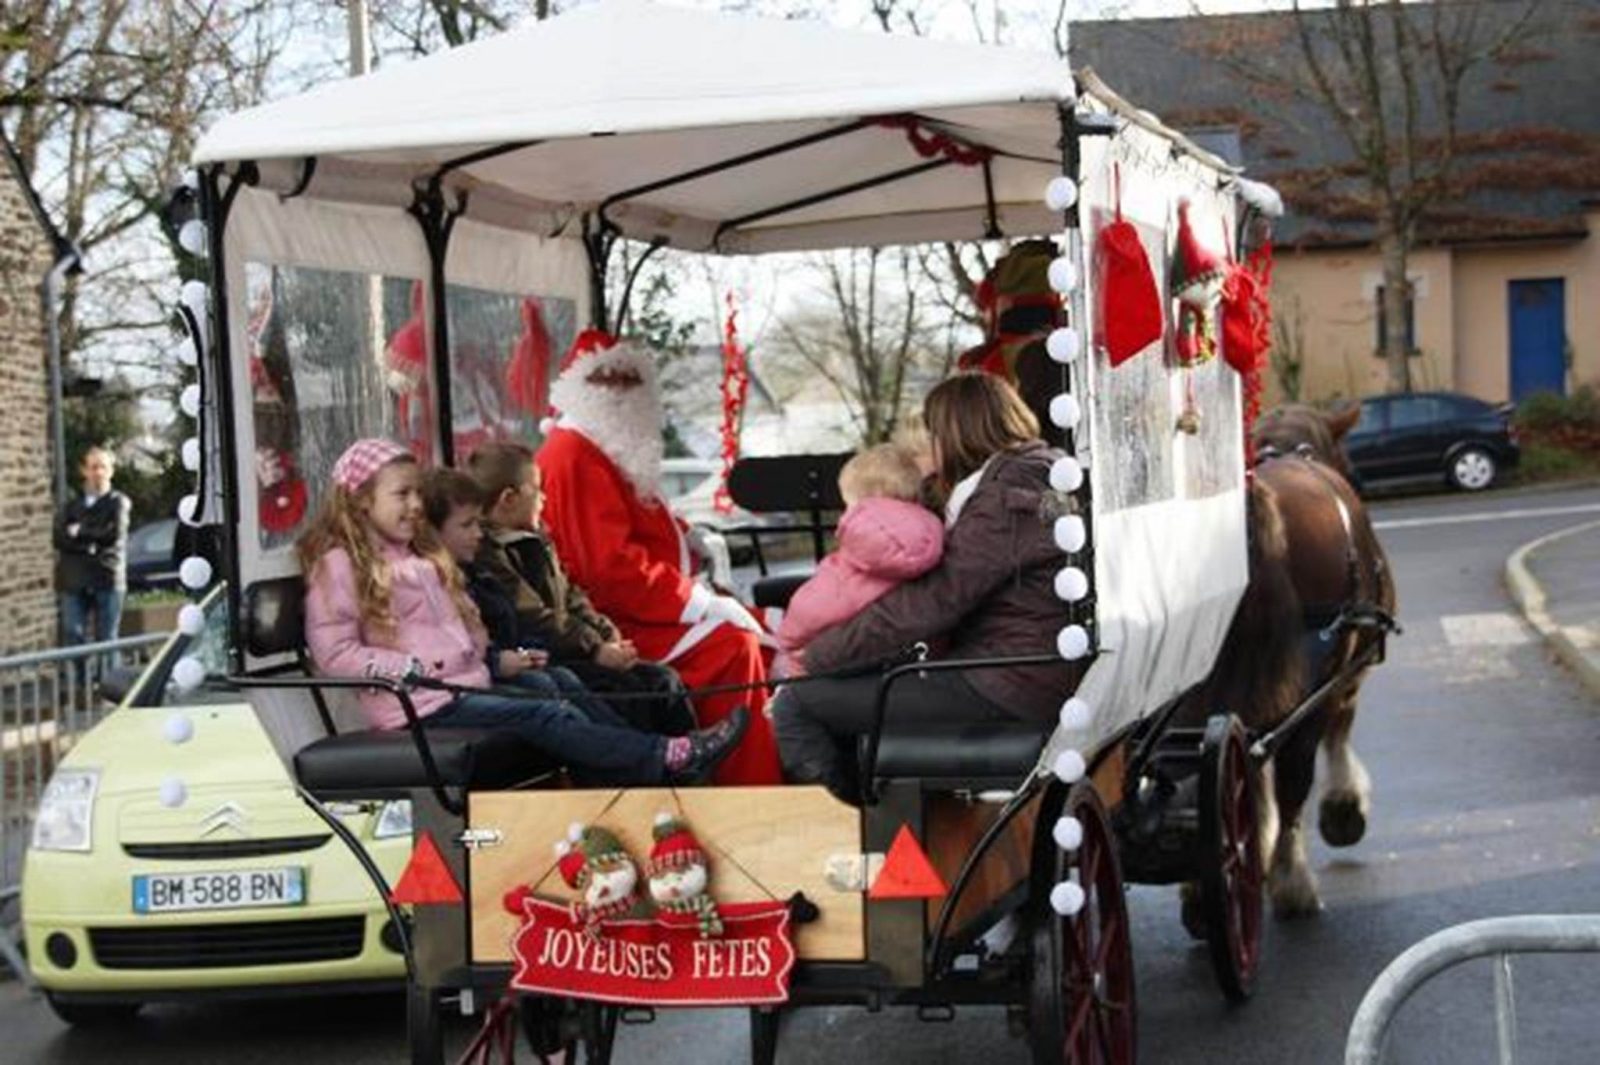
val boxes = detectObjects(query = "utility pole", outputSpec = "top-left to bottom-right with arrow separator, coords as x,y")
348,0 -> 372,75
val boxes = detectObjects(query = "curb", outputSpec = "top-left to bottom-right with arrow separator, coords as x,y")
1505,518 -> 1600,700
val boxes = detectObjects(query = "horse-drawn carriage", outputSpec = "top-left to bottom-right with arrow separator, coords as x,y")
170,6 -> 1397,1062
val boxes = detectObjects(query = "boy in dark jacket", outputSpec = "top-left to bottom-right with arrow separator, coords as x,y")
467,443 -> 695,735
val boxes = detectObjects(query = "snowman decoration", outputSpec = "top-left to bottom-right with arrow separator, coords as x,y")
555,823 -> 651,938
646,813 -> 724,938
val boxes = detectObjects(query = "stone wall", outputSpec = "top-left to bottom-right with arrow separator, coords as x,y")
0,165 -> 59,655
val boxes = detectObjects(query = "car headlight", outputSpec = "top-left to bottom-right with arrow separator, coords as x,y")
373,799 -> 412,840
31,769 -> 100,852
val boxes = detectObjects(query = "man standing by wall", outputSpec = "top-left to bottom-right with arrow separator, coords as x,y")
54,447 -> 130,646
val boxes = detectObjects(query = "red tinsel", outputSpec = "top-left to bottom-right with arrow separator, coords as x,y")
873,114 -> 992,168
714,293 -> 751,515
505,298 -> 553,419
1226,239 -> 1274,469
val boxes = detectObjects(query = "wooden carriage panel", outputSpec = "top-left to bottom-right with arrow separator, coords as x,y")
468,786 -> 864,962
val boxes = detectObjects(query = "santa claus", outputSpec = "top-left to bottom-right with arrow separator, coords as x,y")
536,329 -> 780,785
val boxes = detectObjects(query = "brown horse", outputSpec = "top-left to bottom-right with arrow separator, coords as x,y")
1180,403 -> 1396,918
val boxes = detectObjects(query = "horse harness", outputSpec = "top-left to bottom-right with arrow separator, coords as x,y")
1254,444 -> 1399,645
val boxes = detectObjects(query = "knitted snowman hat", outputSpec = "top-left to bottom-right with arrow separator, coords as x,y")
554,823 -> 633,890
647,812 -> 708,876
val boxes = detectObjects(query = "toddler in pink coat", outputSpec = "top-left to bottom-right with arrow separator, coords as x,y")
776,443 -> 944,676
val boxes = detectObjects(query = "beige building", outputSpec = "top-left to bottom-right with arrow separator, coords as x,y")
0,137 -> 63,654
1270,215 -> 1600,404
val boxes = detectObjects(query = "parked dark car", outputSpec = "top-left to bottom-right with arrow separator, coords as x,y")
1344,391 -> 1520,492
124,518 -> 181,591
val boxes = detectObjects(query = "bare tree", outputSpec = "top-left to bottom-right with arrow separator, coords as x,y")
764,247 -> 958,444
1190,0 -> 1547,393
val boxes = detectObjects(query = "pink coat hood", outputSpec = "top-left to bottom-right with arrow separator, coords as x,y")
777,497 -> 944,668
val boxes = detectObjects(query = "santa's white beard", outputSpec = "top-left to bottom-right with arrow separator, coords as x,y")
550,348 -> 665,500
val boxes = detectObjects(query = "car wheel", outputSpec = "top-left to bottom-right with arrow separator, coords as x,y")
1448,446 -> 1497,491
45,993 -> 142,1028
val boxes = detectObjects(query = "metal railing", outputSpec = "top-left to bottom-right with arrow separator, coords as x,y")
0,632 -> 171,985
1346,915 -> 1600,1065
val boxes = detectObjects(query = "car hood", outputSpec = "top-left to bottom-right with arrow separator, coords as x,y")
62,702 -> 292,802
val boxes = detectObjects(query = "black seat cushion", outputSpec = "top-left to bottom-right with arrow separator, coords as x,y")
244,576 -> 309,659
752,574 -> 811,610
294,727 -> 556,794
869,723 -> 1048,782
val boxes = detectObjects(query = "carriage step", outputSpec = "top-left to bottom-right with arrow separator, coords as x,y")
917,1004 -> 956,1023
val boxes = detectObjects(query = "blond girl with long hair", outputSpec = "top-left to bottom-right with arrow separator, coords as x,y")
300,438 -> 746,785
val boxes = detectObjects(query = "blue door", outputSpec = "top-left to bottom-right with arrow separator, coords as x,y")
1508,278 -> 1566,401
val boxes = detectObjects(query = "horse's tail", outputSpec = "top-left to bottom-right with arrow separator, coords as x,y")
1181,475 -> 1306,731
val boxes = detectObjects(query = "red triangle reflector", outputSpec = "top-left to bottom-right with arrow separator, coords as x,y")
868,824 -> 947,899
390,832 -> 463,905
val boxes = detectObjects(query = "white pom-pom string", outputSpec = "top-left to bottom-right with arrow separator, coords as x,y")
1053,515 -> 1086,554
1059,697 -> 1091,732
178,220 -> 208,257
554,839 -> 571,857
177,603 -> 206,637
1050,880 -> 1086,917
180,279 -> 209,317
179,555 -> 212,591
171,655 -> 206,693
159,776 -> 188,809
180,384 -> 202,419
1057,624 -> 1091,661
1047,256 -> 1078,294
1052,749 -> 1086,784
1052,816 -> 1084,852
1049,393 -> 1082,431
568,821 -> 585,843
1049,457 -> 1083,494
181,437 -> 201,473
1054,566 -> 1089,602
163,713 -> 194,746
177,494 -> 200,526
1044,176 -> 1079,212
1046,327 -> 1081,365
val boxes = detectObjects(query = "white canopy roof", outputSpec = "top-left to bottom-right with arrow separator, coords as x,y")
195,1 -> 1087,253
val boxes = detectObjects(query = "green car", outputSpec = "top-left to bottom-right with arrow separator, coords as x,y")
22,588 -> 409,1026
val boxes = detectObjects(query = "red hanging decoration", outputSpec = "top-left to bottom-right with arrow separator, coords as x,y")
714,293 -> 751,516
873,114 -> 993,168
385,280 -> 436,460
505,297 -> 553,420
1222,235 -> 1275,468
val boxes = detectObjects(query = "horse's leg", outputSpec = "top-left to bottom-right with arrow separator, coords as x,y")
1269,717 -> 1324,918
1318,684 -> 1372,847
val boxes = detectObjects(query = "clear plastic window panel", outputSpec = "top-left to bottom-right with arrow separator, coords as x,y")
444,285 -> 578,460
1087,208 -> 1175,513
244,263 -> 426,551
1181,353 -> 1243,500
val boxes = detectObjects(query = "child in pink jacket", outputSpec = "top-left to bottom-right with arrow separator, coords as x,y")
299,438 -> 745,784
776,443 -> 944,676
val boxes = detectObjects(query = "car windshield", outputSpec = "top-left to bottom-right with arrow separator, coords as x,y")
134,587 -> 234,708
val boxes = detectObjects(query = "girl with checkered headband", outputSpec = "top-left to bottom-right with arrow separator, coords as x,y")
298,438 -> 748,783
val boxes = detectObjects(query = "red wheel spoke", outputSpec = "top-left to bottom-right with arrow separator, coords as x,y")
1094,913 -> 1122,971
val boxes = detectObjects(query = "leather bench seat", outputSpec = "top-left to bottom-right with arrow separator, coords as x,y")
751,574 -> 811,610
294,727 -> 556,794
869,722 -> 1048,783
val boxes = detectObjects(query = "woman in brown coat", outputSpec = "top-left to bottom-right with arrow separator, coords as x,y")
771,373 -> 1077,800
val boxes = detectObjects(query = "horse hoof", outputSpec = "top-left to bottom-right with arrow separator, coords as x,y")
1319,794 -> 1368,848
1270,887 -> 1324,921
1179,884 -> 1207,941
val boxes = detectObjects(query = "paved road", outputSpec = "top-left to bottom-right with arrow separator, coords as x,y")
5,484 -> 1598,1064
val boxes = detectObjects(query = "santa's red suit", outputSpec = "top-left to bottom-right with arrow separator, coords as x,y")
536,336 -> 780,786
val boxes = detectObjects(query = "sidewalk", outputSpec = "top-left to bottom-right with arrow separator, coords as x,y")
1506,519 -> 1600,699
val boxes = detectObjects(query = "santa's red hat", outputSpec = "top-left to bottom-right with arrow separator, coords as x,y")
559,328 -> 620,375
1172,199 -> 1226,301
647,813 -> 707,875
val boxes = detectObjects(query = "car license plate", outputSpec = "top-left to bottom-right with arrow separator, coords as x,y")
132,868 -> 305,914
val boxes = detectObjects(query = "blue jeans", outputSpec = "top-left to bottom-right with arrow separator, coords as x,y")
60,588 -> 123,646
424,692 -> 665,785
502,668 -> 627,728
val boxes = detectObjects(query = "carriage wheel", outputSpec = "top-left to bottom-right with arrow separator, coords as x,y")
749,1007 -> 781,1065
1198,714 -> 1264,1003
1027,781 -> 1137,1065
